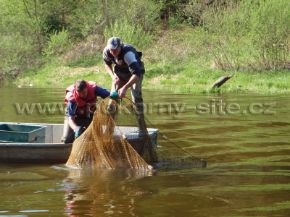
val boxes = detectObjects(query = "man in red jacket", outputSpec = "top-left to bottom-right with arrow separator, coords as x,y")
62,80 -> 110,143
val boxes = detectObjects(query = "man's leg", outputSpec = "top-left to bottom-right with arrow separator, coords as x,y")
61,116 -> 75,143
61,115 -> 93,144
131,75 -> 158,163
76,117 -> 93,129
110,66 -> 126,118
113,65 -> 130,91
130,74 -> 145,135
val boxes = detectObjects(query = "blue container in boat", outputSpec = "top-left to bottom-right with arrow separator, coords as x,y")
0,124 -> 46,143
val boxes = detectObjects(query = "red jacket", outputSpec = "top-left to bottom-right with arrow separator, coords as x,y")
65,81 -> 97,116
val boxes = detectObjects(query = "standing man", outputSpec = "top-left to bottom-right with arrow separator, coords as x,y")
103,37 -> 157,163
62,80 -> 110,143
103,37 -> 145,128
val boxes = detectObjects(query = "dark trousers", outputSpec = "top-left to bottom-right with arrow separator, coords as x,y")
113,66 -> 158,163
113,65 -> 145,117
61,116 -> 92,144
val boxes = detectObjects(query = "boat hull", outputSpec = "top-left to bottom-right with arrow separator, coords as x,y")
0,143 -> 72,163
0,123 -> 158,163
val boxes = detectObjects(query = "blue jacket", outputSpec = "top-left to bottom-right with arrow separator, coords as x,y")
103,44 -> 144,76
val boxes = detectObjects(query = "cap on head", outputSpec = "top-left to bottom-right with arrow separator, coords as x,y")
75,80 -> 87,92
107,37 -> 121,50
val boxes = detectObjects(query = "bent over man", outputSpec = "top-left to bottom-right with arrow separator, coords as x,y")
62,80 -> 109,143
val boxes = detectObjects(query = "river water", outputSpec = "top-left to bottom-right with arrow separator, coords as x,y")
0,88 -> 290,217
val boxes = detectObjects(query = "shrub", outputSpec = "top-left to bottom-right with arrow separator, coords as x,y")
249,0 -> 290,69
202,0 -> 290,70
44,29 -> 71,57
104,19 -> 153,50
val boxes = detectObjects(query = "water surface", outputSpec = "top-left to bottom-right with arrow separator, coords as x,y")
0,88 -> 290,216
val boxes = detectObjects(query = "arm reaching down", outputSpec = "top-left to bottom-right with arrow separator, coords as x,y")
118,74 -> 139,98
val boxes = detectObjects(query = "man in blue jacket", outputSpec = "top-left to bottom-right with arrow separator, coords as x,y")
103,38 -> 157,163
103,37 -> 145,125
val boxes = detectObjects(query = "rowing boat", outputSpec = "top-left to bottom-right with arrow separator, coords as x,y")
0,122 -> 158,163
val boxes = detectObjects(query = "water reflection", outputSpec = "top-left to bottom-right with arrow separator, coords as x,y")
62,168 -> 153,217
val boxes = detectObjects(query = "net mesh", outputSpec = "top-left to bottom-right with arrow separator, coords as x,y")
118,99 -> 207,170
66,98 -> 156,171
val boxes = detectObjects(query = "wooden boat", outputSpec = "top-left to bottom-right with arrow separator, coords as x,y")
0,122 -> 158,163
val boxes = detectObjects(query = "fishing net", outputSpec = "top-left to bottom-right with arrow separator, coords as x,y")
66,98 -> 157,171
118,99 -> 207,170
153,138 -> 207,170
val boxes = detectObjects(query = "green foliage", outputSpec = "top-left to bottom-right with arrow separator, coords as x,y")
0,0 -> 41,82
44,29 -> 71,57
178,0 -> 205,26
1,0 -> 290,90
145,25 -> 209,70
16,61 -> 111,89
249,0 -> 290,69
124,0 -> 161,32
101,1 -> 159,49
67,0 -> 104,38
40,0 -> 80,34
67,0 -> 160,39
0,0 -> 161,84
104,19 -> 153,49
201,0 -> 290,70
66,54 -> 103,68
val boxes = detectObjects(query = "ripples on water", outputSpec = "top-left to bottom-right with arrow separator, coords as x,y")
0,88 -> 290,216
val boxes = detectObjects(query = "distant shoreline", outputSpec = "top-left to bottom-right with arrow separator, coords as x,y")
13,61 -> 290,94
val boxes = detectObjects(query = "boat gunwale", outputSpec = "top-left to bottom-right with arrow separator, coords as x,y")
0,142 -> 72,148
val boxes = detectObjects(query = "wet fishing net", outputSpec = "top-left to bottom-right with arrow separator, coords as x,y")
66,98 -> 157,171
153,136 -> 207,170
118,99 -> 207,170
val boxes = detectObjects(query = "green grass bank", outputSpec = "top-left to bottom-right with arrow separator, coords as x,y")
15,24 -> 290,94
15,61 -> 290,94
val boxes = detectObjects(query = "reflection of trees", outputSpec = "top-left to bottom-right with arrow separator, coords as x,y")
62,168 -> 152,217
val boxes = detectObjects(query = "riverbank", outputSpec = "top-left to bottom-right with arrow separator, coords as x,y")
14,23 -> 290,94
15,59 -> 290,94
